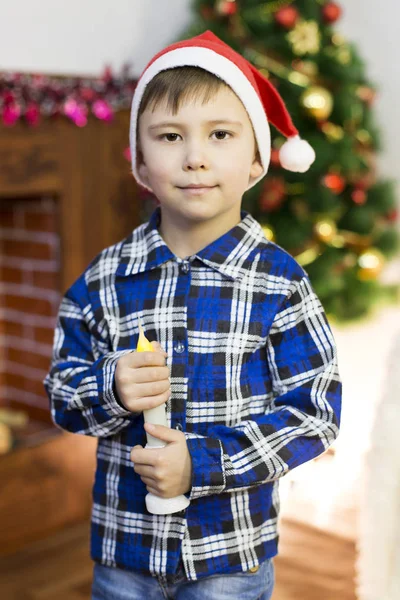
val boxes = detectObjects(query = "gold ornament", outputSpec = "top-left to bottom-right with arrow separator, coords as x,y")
313,219 -> 337,244
300,86 -> 333,120
262,225 -> 275,242
357,248 -> 385,281
320,121 -> 344,141
331,33 -> 347,47
356,129 -> 372,146
336,47 -> 351,65
287,20 -> 321,55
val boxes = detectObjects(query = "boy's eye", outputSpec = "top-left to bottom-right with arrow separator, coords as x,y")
158,131 -> 232,142
212,130 -> 231,140
159,133 -> 180,142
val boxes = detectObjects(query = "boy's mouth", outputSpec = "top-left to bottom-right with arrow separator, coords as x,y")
178,185 -> 217,195
179,184 -> 216,189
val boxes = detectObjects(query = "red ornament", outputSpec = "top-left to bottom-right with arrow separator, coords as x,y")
386,209 -> 398,223
270,148 -> 281,167
322,2 -> 342,24
322,172 -> 346,194
217,0 -> 237,17
259,177 -> 286,212
275,5 -> 299,29
351,188 -> 367,205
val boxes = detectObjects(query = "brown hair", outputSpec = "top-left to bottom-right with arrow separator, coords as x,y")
136,66 -> 261,166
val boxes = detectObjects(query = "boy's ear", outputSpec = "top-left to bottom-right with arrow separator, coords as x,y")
249,155 -> 263,181
138,158 -> 151,188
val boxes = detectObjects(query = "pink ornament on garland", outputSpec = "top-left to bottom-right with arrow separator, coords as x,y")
3,102 -> 21,126
92,99 -> 114,122
64,98 -> 88,127
25,102 -> 41,126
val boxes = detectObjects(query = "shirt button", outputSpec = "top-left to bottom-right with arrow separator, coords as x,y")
180,261 -> 190,274
249,565 -> 259,573
175,423 -> 183,431
174,340 -> 185,354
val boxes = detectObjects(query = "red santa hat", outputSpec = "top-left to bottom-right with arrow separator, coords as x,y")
130,30 -> 315,191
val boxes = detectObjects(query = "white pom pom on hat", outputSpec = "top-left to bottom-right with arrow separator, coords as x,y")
130,30 -> 316,192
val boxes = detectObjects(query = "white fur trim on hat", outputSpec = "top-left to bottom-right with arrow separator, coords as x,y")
279,135 -> 316,173
130,47 -> 271,192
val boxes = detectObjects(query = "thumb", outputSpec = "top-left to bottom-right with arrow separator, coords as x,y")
144,422 -> 180,442
151,341 -> 168,356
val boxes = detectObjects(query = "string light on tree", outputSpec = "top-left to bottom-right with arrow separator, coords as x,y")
313,219 -> 337,244
357,248 -> 386,281
300,86 -> 333,120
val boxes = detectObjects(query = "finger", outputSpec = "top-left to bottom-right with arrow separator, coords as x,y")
151,341 -> 168,356
144,423 -> 182,443
130,378 -> 170,399
146,485 -> 161,496
133,465 -> 155,478
131,365 -> 170,384
140,476 -> 158,487
130,447 -> 160,465
129,351 -> 167,368
126,388 -> 171,413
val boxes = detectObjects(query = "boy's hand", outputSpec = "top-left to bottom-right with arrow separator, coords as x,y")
115,343 -> 171,413
131,423 -> 192,498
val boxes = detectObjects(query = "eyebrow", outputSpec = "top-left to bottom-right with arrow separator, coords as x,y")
148,119 -> 243,131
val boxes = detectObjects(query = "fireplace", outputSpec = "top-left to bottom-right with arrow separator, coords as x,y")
0,107 -> 144,554
0,110 -> 140,429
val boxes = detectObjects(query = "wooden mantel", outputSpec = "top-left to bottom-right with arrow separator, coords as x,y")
0,110 -> 140,293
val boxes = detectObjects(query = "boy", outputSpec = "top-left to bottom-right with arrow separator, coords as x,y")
44,31 -> 341,600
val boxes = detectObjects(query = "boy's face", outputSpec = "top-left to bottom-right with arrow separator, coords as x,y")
137,84 -> 263,231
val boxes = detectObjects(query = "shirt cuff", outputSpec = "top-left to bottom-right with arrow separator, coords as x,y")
184,433 -> 226,500
97,350 -> 141,420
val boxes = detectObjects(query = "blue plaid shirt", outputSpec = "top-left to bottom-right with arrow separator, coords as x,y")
43,206 -> 341,581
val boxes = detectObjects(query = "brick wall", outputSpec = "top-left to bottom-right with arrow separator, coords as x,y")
0,196 -> 60,420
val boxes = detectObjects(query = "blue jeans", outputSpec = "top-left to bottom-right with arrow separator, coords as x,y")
91,556 -> 275,600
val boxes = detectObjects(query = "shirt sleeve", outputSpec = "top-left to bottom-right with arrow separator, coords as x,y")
43,274 -> 140,438
184,275 -> 342,500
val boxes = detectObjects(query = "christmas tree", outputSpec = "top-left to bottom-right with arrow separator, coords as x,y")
176,0 -> 399,323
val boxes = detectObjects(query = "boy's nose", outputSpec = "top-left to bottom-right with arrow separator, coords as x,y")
183,146 -> 209,171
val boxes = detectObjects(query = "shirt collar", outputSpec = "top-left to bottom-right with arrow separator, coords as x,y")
116,206 -> 269,282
